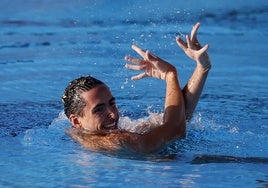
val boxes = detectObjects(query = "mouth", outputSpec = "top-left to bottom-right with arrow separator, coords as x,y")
103,122 -> 117,130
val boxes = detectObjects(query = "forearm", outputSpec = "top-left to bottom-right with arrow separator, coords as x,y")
164,71 -> 186,137
183,64 -> 211,120
134,71 -> 186,153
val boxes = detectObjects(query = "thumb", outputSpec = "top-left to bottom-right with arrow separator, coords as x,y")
199,44 -> 209,54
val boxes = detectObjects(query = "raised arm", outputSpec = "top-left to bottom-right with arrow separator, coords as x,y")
124,45 -> 186,153
176,22 -> 211,120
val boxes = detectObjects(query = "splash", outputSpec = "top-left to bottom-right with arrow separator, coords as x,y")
118,112 -> 163,134
22,110 -> 164,146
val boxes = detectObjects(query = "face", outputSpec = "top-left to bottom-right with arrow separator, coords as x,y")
70,84 -> 119,133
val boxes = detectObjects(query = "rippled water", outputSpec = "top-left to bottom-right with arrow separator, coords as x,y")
0,0 -> 267,187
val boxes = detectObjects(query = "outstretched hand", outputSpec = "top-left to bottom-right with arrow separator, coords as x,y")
176,22 -> 211,70
125,45 -> 176,81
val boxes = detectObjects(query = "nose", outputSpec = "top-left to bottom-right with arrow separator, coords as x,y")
107,113 -> 113,119
107,107 -> 116,119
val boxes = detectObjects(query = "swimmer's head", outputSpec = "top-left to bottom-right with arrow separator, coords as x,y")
62,76 -> 104,118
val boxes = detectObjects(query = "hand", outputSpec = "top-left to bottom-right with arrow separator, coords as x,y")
125,45 -> 176,81
176,22 -> 211,71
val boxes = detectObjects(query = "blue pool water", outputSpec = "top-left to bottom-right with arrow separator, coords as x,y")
0,0 -> 267,187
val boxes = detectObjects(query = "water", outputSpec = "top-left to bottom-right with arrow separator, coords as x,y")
0,0 -> 268,187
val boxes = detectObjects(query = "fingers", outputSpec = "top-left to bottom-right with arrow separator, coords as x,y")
129,44 -> 159,63
131,72 -> 148,80
198,44 -> 209,54
125,56 -> 145,65
190,22 -> 200,41
125,49 -> 147,78
125,63 -> 146,71
131,44 -> 146,58
176,22 -> 204,52
124,52 -> 147,71
125,45 -> 148,80
186,35 -> 193,48
177,22 -> 202,50
176,37 -> 187,51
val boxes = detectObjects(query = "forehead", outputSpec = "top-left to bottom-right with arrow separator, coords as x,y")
80,84 -> 113,106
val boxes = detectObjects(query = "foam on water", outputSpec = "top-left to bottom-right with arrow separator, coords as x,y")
22,110 -> 163,147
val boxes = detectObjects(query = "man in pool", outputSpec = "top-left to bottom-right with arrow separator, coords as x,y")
62,22 -> 211,154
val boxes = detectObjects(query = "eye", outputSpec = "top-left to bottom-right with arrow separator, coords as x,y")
92,106 -> 105,114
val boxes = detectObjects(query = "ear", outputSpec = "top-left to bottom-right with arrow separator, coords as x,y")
69,114 -> 82,128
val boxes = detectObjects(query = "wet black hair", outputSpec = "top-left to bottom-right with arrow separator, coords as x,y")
62,75 -> 104,118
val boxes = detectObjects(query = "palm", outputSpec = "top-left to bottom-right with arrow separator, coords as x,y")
125,45 -> 175,80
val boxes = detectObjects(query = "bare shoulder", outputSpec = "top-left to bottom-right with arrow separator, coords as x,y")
67,128 -> 139,153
